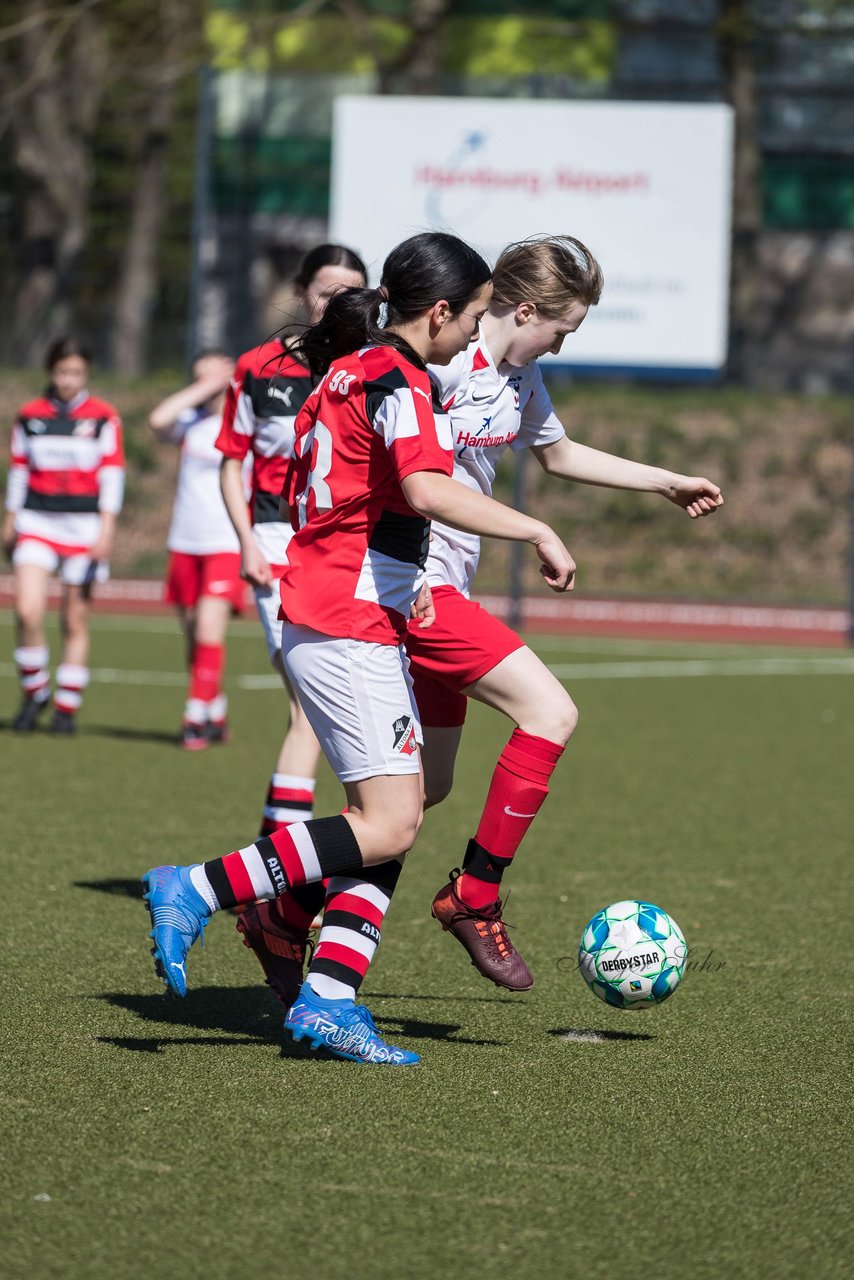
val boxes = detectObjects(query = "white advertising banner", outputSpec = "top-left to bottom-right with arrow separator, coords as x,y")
330,96 -> 734,374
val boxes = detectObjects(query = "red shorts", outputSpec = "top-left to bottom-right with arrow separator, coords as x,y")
405,585 -> 525,728
165,551 -> 245,612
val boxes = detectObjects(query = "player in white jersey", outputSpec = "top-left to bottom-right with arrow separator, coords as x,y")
403,235 -> 723,989
3,337 -> 125,735
149,350 -> 243,749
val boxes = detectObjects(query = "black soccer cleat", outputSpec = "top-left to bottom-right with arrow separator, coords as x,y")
13,695 -> 49,733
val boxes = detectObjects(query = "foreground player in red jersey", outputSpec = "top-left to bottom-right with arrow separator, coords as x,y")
3,338 -> 125,734
149,350 -> 243,748
143,231 -> 576,1064
216,245 -> 366,919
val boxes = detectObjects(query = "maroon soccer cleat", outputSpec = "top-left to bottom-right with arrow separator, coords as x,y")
431,870 -> 534,991
236,901 -> 311,1008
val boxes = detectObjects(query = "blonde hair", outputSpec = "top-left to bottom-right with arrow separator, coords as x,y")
491,235 -> 603,318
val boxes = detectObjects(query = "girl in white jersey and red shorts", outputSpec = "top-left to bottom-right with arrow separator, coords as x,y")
404,235 -> 723,991
3,337 -> 125,735
142,231 -> 577,1065
149,350 -> 242,748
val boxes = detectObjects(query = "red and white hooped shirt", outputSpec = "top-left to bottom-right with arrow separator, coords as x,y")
216,342 -> 313,565
427,336 -> 565,594
281,345 -> 454,645
5,389 -> 125,551
166,408 -> 245,555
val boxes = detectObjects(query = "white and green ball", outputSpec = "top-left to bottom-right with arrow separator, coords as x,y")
578,900 -> 687,1009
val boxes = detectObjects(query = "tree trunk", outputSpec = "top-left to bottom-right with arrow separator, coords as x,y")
6,0 -> 107,363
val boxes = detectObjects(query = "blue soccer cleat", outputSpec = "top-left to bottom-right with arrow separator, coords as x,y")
284,982 -> 420,1065
141,864 -> 211,996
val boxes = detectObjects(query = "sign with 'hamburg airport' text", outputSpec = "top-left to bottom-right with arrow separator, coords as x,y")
330,96 -> 734,377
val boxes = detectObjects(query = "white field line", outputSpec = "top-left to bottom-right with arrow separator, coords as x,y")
3,654 -> 854,692
547,656 -> 854,680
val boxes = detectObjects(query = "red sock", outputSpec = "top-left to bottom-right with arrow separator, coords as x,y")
189,642 -> 224,704
457,729 -> 564,908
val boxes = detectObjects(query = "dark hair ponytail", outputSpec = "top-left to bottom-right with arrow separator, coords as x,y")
294,232 -> 491,377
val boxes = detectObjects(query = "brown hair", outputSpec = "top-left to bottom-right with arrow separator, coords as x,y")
491,235 -> 603,318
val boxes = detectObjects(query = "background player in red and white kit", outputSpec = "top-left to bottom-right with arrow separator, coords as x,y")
149,350 -> 244,749
215,243 -> 367,978
407,235 -> 723,988
142,232 -> 576,1066
3,337 -> 125,735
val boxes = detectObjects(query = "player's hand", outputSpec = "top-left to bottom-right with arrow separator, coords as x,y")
666,476 -> 724,518
534,528 -> 576,593
240,540 -> 273,587
410,581 -> 435,629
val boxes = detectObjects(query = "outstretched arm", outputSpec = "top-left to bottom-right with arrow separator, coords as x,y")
401,469 -> 576,593
532,436 -> 723,518
149,357 -> 233,435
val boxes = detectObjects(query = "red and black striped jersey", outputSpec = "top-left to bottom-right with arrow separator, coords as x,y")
280,345 -> 454,645
216,341 -> 313,525
6,390 -> 125,516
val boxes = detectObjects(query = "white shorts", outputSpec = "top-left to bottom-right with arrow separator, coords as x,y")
253,582 -> 283,661
13,536 -> 110,588
281,623 -> 423,784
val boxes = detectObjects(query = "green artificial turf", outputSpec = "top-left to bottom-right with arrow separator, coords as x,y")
1,613 -> 852,1280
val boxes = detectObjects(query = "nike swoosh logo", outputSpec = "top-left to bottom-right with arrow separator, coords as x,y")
471,393 -> 493,403
504,805 -> 536,818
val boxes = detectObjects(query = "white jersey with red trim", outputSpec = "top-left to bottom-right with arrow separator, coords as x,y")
281,345 -> 454,645
5,389 -> 125,550
166,408 -> 246,555
216,342 -> 313,565
426,337 -> 565,594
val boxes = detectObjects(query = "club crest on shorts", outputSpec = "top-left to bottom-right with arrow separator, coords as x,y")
392,715 -> 417,756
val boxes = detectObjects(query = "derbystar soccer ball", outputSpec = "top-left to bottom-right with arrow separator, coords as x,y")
578,900 -> 687,1010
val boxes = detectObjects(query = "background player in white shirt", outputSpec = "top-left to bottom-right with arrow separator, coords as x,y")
3,337 -> 125,735
149,350 -> 241,749
143,232 -> 577,1065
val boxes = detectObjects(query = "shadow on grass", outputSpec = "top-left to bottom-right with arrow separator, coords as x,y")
366,991 -> 520,1006
78,724 -> 180,745
0,720 -> 178,744
97,985 -> 505,1053
75,877 -> 144,899
549,1027 -> 655,1043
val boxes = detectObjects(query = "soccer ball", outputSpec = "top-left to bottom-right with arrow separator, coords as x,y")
578,900 -> 687,1010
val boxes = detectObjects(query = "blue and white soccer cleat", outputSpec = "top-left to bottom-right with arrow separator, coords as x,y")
141,864 -> 211,996
284,982 -> 420,1065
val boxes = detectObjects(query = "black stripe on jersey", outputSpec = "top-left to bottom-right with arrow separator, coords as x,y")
21,414 -> 107,438
363,366 -> 410,426
25,493 -> 99,513
253,490 -> 284,525
368,509 -> 430,566
244,371 -> 311,420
